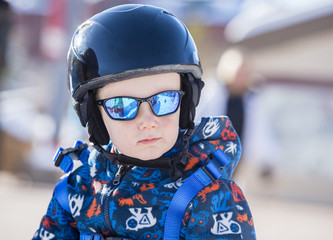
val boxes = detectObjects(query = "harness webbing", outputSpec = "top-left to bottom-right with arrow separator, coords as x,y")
55,173 -> 71,213
163,148 -> 230,240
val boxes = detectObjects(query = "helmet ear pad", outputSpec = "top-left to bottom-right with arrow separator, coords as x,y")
73,91 -> 110,145
179,74 -> 204,129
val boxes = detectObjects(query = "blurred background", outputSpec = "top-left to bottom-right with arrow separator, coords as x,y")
0,0 -> 332,239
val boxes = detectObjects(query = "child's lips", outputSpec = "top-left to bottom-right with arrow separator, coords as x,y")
138,138 -> 161,144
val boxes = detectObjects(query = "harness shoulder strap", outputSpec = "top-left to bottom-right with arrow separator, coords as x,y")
163,148 -> 230,240
54,173 -> 72,213
53,140 -> 90,214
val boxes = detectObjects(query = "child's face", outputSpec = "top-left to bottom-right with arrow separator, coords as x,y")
96,73 -> 181,160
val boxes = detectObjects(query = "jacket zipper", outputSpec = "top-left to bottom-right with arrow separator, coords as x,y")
113,164 -> 126,186
104,163 -> 128,236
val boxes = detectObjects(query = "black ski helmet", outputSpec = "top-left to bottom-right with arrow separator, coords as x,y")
67,4 -> 204,145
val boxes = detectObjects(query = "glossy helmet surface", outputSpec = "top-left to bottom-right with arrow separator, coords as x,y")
67,4 -> 204,145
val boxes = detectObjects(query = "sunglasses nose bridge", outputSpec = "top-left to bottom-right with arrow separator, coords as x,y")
134,98 -> 157,120
135,95 -> 153,110
136,97 -> 149,108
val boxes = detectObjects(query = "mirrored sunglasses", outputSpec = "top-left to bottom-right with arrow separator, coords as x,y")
96,90 -> 184,120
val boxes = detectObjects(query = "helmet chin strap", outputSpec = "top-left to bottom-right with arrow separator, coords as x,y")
92,143 -> 184,179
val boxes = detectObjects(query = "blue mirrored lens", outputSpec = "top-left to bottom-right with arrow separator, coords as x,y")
151,91 -> 180,116
105,97 -> 138,120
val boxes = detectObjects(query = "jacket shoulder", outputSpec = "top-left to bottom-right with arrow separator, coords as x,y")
185,179 -> 256,239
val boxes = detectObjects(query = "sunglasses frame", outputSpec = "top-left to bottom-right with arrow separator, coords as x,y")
96,90 -> 185,120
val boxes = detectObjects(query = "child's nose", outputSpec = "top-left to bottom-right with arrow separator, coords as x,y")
137,102 -> 158,130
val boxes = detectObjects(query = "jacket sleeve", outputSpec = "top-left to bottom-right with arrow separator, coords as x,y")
183,179 -> 256,239
32,189 -> 79,240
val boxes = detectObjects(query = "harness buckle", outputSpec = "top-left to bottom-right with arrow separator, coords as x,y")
201,148 -> 230,181
53,140 -> 90,173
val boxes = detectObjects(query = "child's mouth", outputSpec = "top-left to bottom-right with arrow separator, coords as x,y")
138,138 -> 160,144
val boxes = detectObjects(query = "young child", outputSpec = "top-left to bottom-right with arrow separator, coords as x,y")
33,4 -> 256,240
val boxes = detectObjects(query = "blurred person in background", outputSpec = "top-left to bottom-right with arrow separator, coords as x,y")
197,47 -> 278,180
217,47 -> 250,143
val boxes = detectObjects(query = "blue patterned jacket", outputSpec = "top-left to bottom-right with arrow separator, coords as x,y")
33,116 -> 256,239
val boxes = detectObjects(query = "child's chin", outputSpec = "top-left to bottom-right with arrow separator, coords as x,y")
135,151 -> 164,161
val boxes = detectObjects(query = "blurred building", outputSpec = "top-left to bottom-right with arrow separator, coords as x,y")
223,1 -> 333,204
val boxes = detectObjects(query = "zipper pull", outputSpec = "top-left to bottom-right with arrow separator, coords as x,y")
113,164 -> 125,185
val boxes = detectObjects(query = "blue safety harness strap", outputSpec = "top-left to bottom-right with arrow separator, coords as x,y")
53,141 -> 90,214
54,173 -> 72,213
163,148 -> 230,240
